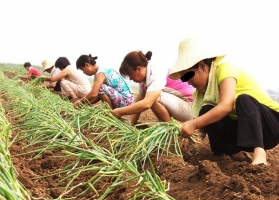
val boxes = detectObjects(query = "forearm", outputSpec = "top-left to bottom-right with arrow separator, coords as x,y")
112,94 -> 153,119
45,77 -> 54,82
79,92 -> 97,104
79,97 -> 91,104
129,113 -> 141,125
194,104 -> 232,129
118,102 -> 149,116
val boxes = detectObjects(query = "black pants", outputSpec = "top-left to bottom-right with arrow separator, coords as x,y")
53,80 -> 61,92
200,94 -> 279,156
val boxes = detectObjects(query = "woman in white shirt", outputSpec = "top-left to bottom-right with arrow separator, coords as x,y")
112,50 -> 193,125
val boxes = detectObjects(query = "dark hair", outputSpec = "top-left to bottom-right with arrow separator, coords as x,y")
55,57 -> 71,69
23,62 -> 31,68
76,54 -> 97,69
189,57 -> 216,70
119,51 -> 152,77
204,57 -> 216,67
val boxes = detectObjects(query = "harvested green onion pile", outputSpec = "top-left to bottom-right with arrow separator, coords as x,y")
29,76 -> 46,86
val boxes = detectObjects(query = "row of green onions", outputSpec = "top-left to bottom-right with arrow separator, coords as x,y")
0,70 -> 183,199
0,103 -> 31,199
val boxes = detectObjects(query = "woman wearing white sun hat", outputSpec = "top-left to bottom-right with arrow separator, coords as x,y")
169,35 -> 279,165
42,60 -> 61,91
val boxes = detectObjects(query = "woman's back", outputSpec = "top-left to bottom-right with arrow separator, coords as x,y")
98,68 -> 133,95
66,66 -> 91,87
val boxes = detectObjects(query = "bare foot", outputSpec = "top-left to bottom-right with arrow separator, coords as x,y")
231,151 -> 246,161
252,147 -> 267,165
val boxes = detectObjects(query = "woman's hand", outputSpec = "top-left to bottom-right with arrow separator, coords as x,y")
73,100 -> 81,108
40,76 -> 47,82
111,108 -> 122,119
181,120 -> 197,138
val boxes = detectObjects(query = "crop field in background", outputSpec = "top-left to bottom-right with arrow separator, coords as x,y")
0,64 -> 279,200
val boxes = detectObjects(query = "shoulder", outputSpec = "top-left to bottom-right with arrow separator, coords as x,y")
98,68 -> 111,73
99,68 -> 121,77
30,67 -> 40,72
149,63 -> 168,79
217,62 -> 239,72
95,70 -> 106,79
216,62 -> 241,83
61,67 -> 71,76
54,67 -> 61,72
145,63 -> 167,90
97,68 -> 110,76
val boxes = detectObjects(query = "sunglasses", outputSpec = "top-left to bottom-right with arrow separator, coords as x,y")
180,71 -> 195,82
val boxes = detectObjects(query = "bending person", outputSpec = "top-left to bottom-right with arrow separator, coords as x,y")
42,60 -> 61,91
73,54 -> 134,109
112,50 -> 193,125
20,62 -> 42,80
44,57 -> 91,100
169,35 -> 279,165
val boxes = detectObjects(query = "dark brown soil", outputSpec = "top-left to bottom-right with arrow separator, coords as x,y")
2,70 -> 279,200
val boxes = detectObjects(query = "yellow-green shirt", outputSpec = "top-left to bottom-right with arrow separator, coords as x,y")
217,62 -> 279,120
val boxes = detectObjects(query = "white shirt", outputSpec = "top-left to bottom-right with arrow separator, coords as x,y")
138,62 -> 167,95
50,67 -> 61,77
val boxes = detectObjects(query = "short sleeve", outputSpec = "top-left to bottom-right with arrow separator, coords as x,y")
216,62 -> 241,85
145,66 -> 167,92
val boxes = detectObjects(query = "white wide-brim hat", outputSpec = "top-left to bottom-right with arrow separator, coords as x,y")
42,60 -> 54,72
169,35 -> 226,80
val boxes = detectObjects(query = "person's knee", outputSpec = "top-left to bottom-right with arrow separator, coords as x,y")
199,105 -> 214,116
236,94 -> 251,104
236,94 -> 259,111
60,80 -> 66,87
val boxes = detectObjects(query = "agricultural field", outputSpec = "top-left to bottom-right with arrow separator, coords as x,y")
0,65 -> 279,200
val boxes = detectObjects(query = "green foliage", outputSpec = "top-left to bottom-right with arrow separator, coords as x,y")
0,71 -> 177,199
0,63 -> 43,75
